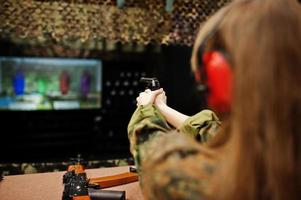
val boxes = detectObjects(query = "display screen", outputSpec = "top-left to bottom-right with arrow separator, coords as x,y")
0,57 -> 102,110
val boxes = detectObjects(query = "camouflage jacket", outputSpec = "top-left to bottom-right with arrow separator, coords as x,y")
127,104 -> 221,200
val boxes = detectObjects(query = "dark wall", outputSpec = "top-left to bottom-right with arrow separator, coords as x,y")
158,45 -> 204,115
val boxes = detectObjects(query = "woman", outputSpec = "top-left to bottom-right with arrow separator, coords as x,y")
128,0 -> 301,199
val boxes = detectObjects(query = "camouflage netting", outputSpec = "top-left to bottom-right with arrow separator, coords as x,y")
0,0 -> 231,49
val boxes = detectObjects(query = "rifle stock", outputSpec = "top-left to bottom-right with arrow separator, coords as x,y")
89,172 -> 138,189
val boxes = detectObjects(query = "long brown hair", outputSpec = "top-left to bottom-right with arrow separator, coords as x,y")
192,0 -> 301,199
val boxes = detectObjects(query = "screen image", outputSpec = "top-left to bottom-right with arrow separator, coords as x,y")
0,57 -> 102,110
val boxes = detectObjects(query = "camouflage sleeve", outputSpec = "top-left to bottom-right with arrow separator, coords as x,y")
179,109 -> 221,142
127,103 -> 171,170
128,106 -> 219,199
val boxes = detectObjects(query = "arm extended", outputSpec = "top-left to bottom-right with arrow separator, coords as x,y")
127,103 -> 219,199
156,103 -> 190,129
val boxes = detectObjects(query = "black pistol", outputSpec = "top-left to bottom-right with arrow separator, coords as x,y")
140,77 -> 160,91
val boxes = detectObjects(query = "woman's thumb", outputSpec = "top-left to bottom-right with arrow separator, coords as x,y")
152,88 -> 163,96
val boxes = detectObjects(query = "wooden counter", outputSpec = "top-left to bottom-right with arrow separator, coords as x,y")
0,166 -> 144,200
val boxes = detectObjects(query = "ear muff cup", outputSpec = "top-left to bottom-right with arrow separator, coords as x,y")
202,51 -> 232,113
194,4 -> 234,113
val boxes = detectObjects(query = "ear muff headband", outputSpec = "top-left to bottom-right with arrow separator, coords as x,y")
195,5 -> 230,87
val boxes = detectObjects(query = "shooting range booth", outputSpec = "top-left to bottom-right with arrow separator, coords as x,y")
0,0 -> 231,199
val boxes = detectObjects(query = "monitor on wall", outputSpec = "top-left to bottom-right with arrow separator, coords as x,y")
0,57 -> 102,110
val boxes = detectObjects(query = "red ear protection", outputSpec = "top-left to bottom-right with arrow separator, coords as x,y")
194,5 -> 233,114
201,51 -> 232,113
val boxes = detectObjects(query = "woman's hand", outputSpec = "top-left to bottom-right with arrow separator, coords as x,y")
136,88 -> 163,106
154,90 -> 167,109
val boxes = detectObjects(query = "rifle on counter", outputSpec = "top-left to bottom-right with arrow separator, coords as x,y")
62,155 -> 138,200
